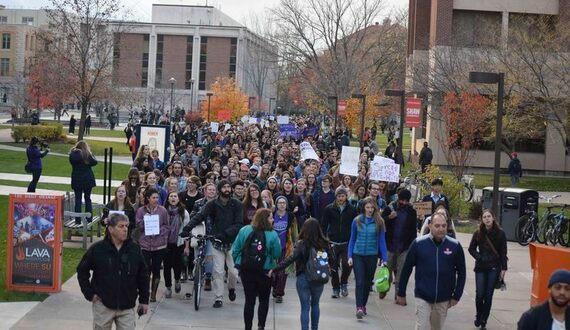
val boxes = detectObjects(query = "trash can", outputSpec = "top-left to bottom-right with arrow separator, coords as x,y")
501,188 -> 539,241
481,186 -> 505,214
529,243 -> 570,306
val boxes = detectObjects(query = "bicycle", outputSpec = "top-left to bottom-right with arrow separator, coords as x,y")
536,195 -> 561,244
544,204 -> 569,247
515,195 -> 560,246
184,233 -> 219,311
460,174 -> 474,202
401,169 -> 431,202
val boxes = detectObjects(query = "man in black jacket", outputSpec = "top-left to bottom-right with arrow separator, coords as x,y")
422,178 -> 450,214
77,213 -> 149,329
181,179 -> 243,308
321,187 -> 358,298
518,269 -> 570,330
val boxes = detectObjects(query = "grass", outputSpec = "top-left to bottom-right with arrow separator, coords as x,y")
474,173 -> 570,192
1,137 -> 131,157
0,179 -> 106,195
0,195 -> 86,301
84,129 -> 128,139
350,130 -> 412,151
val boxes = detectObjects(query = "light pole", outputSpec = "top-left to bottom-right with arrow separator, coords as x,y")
469,71 -> 505,218
385,89 -> 406,164
168,77 -> 176,122
269,97 -> 275,115
206,92 -> 213,122
351,93 -> 366,149
328,96 -> 338,136
189,78 -> 195,113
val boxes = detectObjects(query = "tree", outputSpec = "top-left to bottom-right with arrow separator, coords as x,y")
27,55 -> 74,118
436,92 -> 491,179
200,77 -> 249,122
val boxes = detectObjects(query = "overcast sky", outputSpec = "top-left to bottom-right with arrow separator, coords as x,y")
3,0 -> 409,25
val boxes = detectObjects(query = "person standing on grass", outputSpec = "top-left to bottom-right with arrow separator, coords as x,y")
69,115 -> 76,134
77,213 -> 149,330
69,140 -> 97,224
26,136 -> 49,193
508,152 -> 522,187
85,115 -> 92,136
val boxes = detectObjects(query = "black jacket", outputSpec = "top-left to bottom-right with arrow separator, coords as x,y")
184,197 -> 243,244
273,240 -> 333,276
382,201 -> 417,253
69,150 -> 97,191
422,193 -> 450,214
468,228 -> 508,272
77,236 -> 149,310
321,202 -> 358,243
518,301 -> 570,330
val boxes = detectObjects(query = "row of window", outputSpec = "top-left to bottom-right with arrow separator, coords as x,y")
0,16 -> 34,25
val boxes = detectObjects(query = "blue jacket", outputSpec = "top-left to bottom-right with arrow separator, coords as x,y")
347,216 -> 388,261
26,145 -> 48,170
312,188 -> 335,221
69,150 -> 97,191
398,234 -> 466,303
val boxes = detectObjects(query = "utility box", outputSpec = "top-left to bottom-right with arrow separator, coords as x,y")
481,186 -> 506,215
501,188 -> 539,241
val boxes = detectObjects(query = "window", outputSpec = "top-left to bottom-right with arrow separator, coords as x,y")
184,36 -> 193,89
451,10 -> 501,48
2,33 -> 10,49
0,16 -> 7,24
0,58 -> 9,76
508,13 -> 556,49
22,17 -> 34,25
229,38 -> 237,78
199,37 -> 207,90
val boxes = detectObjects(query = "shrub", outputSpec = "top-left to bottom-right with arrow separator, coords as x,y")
468,200 -> 483,221
11,123 -> 64,143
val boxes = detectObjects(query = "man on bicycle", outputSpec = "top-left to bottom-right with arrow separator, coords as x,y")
182,179 -> 243,308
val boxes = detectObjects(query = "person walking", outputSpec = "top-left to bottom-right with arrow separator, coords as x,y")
69,140 -> 97,224
77,213 -> 149,329
232,208 -> 282,330
347,196 -> 388,319
26,137 -> 49,193
508,152 -> 523,187
85,115 -> 92,136
102,185 -> 136,239
517,269 -> 570,330
418,142 -> 433,173
69,115 -> 76,134
396,213 -> 467,330
468,209 -> 508,329
163,191 -> 190,299
269,218 -> 331,330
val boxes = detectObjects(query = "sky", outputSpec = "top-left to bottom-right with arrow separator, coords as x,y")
3,0 -> 409,25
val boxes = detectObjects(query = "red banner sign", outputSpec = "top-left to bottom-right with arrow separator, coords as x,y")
217,110 -> 231,121
337,101 -> 347,117
405,98 -> 422,128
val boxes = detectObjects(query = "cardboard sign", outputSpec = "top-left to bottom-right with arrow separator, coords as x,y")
210,122 -> 219,133
340,146 -> 360,176
413,202 -> 433,218
369,160 -> 400,183
7,193 -> 63,293
300,142 -> 319,161
224,123 -> 231,131
277,115 -> 289,124
217,110 -> 231,121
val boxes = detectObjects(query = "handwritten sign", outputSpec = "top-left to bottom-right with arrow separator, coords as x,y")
210,122 -> 219,133
340,146 -> 360,176
224,123 -> 231,131
413,202 -> 433,218
300,142 -> 319,161
369,160 -> 400,183
144,214 -> 160,236
277,115 -> 289,124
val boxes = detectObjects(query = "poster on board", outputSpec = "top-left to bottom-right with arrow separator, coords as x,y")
136,125 -> 171,165
300,142 -> 319,161
339,146 -> 360,176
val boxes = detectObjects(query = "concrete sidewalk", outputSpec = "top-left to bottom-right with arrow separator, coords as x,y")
0,185 -> 105,204
9,233 -> 536,330
0,173 -> 123,187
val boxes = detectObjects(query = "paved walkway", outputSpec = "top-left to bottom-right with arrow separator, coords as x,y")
9,233 -> 537,329
0,173 -> 123,187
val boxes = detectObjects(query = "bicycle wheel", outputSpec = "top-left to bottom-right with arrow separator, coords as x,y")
193,262 -> 202,311
515,214 -> 535,246
536,215 -> 552,244
461,185 -> 474,202
558,218 -> 569,247
547,221 -> 559,246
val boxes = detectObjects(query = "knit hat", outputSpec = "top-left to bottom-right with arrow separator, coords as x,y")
335,187 -> 348,196
217,179 -> 230,192
398,189 -> 412,202
281,178 -> 293,186
275,195 -> 288,206
548,269 -> 570,288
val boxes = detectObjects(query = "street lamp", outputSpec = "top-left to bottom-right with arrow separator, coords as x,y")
189,78 -> 195,113
269,97 -> 275,115
206,92 -> 213,122
328,96 -> 338,136
168,77 -> 176,122
351,93 -> 366,149
469,71 -> 505,217
385,89 -> 406,164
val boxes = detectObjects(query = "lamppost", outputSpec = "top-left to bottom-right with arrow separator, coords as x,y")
189,78 -> 195,113
269,97 -> 275,115
328,95 -> 338,136
206,92 -> 213,122
385,89 -> 406,164
351,93 -> 366,149
168,77 -> 176,122
469,71 -> 505,217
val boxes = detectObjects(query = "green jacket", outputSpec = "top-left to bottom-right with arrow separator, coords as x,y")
232,224 -> 282,271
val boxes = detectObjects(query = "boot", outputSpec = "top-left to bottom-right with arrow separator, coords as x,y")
150,277 -> 160,302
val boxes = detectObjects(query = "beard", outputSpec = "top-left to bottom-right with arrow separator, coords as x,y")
221,190 -> 231,198
551,294 -> 570,308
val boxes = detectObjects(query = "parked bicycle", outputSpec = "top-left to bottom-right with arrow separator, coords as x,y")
183,233 -> 219,311
401,169 -> 431,202
544,204 -> 569,247
460,174 -> 475,202
515,195 -> 561,246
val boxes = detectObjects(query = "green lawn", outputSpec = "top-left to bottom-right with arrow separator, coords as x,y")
85,129 -> 128,139
0,149 -> 130,181
350,130 -> 412,150
0,195 -> 86,301
474,173 -> 570,192
2,139 -> 131,157
0,179 -> 105,195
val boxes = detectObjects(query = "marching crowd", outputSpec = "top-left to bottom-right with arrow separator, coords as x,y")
71,114 -> 569,330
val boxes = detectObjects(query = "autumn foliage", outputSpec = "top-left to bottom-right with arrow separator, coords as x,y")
200,77 -> 249,122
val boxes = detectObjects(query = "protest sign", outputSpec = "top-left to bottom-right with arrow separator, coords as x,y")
339,146 -> 360,176
302,126 -> 319,138
413,202 -> 433,219
210,122 -> 219,133
300,142 -> 319,161
277,115 -> 289,124
369,159 -> 400,183
144,214 -> 160,236
248,117 -> 258,125
279,124 -> 297,138
224,123 -> 231,131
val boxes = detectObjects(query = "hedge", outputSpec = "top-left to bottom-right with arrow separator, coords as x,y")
11,123 -> 64,143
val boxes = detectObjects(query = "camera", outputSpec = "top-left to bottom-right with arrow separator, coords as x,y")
40,140 -> 49,149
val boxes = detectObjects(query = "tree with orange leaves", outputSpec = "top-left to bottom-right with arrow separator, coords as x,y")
200,77 -> 248,122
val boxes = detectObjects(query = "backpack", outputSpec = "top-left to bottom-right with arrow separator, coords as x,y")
512,160 -> 521,173
304,246 -> 330,284
240,229 -> 266,272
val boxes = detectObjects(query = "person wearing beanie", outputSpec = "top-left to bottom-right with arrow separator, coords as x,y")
381,188 -> 417,299
518,269 -> 570,330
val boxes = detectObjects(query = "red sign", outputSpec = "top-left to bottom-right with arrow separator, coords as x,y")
217,110 -> 231,121
337,101 -> 347,117
405,98 -> 422,128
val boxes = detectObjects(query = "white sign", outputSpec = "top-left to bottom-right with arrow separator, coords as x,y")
108,210 -> 125,216
374,155 -> 394,164
139,125 -> 168,161
241,116 -> 250,123
224,123 -> 231,131
210,122 -> 219,133
300,142 -> 319,161
144,214 -> 160,236
248,117 -> 258,125
277,115 -> 289,124
369,160 -> 400,183
339,146 -> 360,176
269,116 -> 275,121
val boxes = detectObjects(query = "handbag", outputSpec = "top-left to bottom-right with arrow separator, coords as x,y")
24,162 -> 32,173
484,235 -> 505,290
374,264 -> 391,294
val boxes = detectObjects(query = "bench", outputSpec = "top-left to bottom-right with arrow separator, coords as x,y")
62,192 -> 105,249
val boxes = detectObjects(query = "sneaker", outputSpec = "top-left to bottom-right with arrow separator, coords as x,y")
363,306 -> 367,316
180,272 -> 187,283
185,292 -> 192,299
341,285 -> 348,297
213,300 -> 223,308
331,289 -> 340,299
356,307 -> 364,319
229,289 -> 236,302
165,287 -> 172,299
275,296 -> 283,303
204,279 -> 212,291
175,281 -> 181,294
474,319 -> 481,327
378,291 -> 387,299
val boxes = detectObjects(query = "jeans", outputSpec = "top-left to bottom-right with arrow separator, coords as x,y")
163,243 -> 183,287
352,254 -> 377,308
74,187 -> 93,224
330,243 -> 352,289
510,175 -> 519,187
241,269 -> 272,330
475,268 -> 500,324
27,168 -> 42,193
296,273 -> 324,330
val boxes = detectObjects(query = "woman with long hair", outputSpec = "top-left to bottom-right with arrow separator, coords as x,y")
133,185 -> 147,210
26,136 -> 49,192
122,167 -> 142,204
468,209 -> 508,329
266,176 -> 280,196
69,140 -> 97,224
103,185 -> 136,238
269,218 -> 331,330
261,190 -> 274,211
242,183 -> 265,225
163,191 -> 190,299
294,178 -> 314,228
305,174 -> 317,194
145,171 -> 167,205
132,144 -> 154,172
347,196 -> 388,319
232,208 -> 282,330
348,184 -> 367,210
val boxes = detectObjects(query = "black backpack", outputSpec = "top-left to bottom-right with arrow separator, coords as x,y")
241,229 -> 267,272
305,246 -> 330,284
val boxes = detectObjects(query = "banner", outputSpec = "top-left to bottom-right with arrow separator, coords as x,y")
337,100 -> 347,117
300,142 -> 319,161
210,122 -> 219,133
7,193 -> 63,293
279,124 -> 298,138
369,159 -> 400,182
137,125 -> 171,165
339,146 -> 360,176
302,126 -> 319,138
406,98 -> 422,128
217,110 -> 231,121
277,115 -> 289,124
